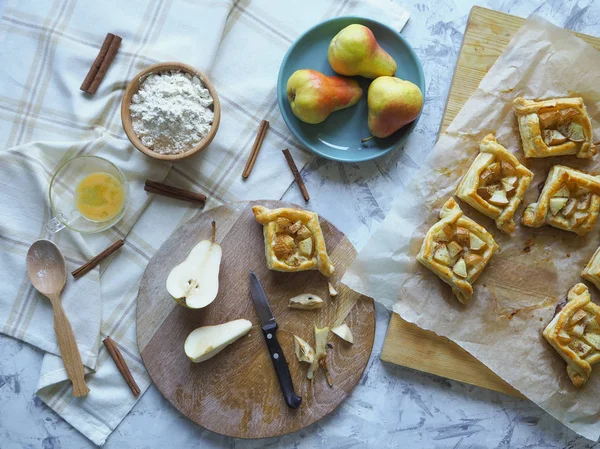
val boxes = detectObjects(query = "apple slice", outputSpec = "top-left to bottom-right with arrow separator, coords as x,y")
294,335 -> 315,363
452,258 -> 467,278
433,244 -> 451,265
489,189 -> 509,206
567,122 -> 585,142
469,233 -> 486,251
501,160 -> 517,176
307,325 -> 332,386
184,319 -> 252,363
555,185 -> 570,198
331,323 -> 354,344
328,282 -> 338,298
298,237 -> 313,257
501,176 -> 518,192
447,241 -> 463,259
166,221 -> 222,309
549,197 -> 568,215
561,198 -> 577,217
543,129 -> 567,146
455,227 -> 470,246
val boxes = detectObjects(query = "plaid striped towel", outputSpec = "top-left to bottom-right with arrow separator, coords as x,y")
0,0 -> 409,445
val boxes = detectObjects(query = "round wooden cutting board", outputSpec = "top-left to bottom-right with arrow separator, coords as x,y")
136,200 -> 375,439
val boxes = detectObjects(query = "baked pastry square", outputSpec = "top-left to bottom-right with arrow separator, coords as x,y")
522,165 -> 600,235
582,246 -> 600,291
252,205 -> 334,277
456,134 -> 533,233
543,283 -> 600,387
513,97 -> 596,159
416,198 -> 499,304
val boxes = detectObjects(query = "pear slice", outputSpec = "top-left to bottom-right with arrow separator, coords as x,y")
289,293 -> 324,310
469,233 -> 486,251
332,323 -> 354,344
549,197 -> 568,215
488,189 -> 509,206
166,221 -> 222,309
307,325 -> 332,386
294,335 -> 315,363
328,282 -> 338,298
184,319 -> 252,363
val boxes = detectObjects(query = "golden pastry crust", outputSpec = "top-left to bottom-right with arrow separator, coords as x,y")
543,283 -> 600,387
416,198 -> 499,304
582,246 -> 600,291
252,205 -> 334,277
522,165 -> 600,235
456,134 -> 533,233
513,97 -> 595,159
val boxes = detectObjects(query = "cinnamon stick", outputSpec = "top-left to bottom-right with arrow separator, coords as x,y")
72,239 -> 124,279
282,149 -> 309,201
103,336 -> 140,397
81,33 -> 122,95
144,180 -> 207,203
242,120 -> 269,178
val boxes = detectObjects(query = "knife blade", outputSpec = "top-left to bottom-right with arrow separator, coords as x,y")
249,270 -> 302,409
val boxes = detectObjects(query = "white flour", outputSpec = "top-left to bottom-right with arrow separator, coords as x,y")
130,71 -> 214,155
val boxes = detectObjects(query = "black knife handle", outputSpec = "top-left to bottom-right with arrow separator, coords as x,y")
262,323 -> 302,409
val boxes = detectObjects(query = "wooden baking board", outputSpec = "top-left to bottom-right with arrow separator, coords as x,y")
137,200 -> 375,438
381,6 -> 600,398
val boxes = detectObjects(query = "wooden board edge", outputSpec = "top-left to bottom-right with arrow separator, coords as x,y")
381,313 -> 525,398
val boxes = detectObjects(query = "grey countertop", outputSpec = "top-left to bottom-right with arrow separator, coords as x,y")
2,0 -> 600,447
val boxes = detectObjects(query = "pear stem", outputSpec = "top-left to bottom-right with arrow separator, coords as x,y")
361,136 -> 374,143
211,221 -> 216,243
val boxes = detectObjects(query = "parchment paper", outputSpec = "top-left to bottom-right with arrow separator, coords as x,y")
342,16 -> 600,441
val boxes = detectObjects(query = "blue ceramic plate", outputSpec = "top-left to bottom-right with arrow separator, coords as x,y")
277,17 -> 425,163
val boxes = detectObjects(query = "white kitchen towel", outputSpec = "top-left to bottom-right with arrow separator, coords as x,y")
0,0 -> 409,445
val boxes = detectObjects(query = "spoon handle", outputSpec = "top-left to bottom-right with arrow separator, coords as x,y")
47,293 -> 90,397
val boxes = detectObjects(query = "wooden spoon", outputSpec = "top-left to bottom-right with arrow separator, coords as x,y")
26,240 -> 90,397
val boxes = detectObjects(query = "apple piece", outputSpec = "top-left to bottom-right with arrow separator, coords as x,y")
331,323 -> 354,344
583,332 -> 600,350
554,185 -> 570,198
489,189 -> 509,206
288,220 -> 302,234
307,325 -> 332,386
273,234 -> 296,259
567,122 -> 585,142
166,221 -> 222,309
561,198 -> 577,217
571,322 -> 586,337
569,338 -> 592,357
543,129 -> 567,146
296,225 -> 312,240
561,108 -> 580,119
577,193 -> 591,210
549,197 -> 568,215
479,169 -> 492,184
294,335 -> 315,363
184,319 -> 252,363
570,309 -> 588,326
465,253 -> 483,268
433,225 -> 453,242
469,233 -> 486,251
289,293 -> 324,310
447,241 -> 463,259
455,227 -> 470,246
452,258 -> 468,278
501,176 -> 518,192
298,237 -> 313,257
328,282 -> 338,298
538,109 -> 561,124
501,160 -> 517,176
433,244 -> 451,265
574,185 -> 590,196
572,211 -> 589,227
276,217 -> 292,233
477,187 -> 492,200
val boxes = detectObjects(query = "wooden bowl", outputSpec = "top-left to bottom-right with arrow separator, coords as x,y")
121,62 -> 221,161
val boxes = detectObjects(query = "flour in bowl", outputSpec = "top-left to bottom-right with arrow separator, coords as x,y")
130,71 -> 214,155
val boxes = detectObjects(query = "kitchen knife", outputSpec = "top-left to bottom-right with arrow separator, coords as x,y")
249,270 -> 302,409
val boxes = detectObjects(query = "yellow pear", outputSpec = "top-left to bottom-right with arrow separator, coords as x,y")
286,69 -> 363,124
367,76 -> 423,138
328,24 -> 396,79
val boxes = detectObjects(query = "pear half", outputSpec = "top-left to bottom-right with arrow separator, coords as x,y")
166,221 -> 222,309
184,319 -> 252,363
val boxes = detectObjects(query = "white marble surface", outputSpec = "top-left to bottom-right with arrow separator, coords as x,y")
2,0 -> 600,447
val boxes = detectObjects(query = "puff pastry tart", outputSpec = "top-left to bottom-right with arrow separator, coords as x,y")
513,97 -> 595,159
417,198 -> 499,304
522,165 -> 600,235
582,246 -> 600,291
456,134 -> 533,233
543,283 -> 600,387
252,205 -> 334,277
